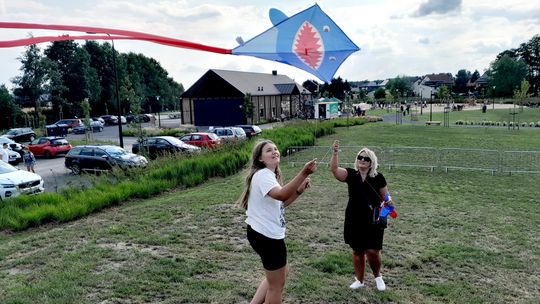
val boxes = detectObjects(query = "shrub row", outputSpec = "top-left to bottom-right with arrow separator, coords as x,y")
0,118 -> 363,231
455,120 -> 540,127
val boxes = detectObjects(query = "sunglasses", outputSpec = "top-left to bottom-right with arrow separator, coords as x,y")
357,155 -> 372,162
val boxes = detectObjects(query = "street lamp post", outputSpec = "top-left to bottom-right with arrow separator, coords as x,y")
156,96 -> 161,128
87,32 -> 123,147
492,86 -> 496,110
429,92 -> 433,121
111,38 -> 124,148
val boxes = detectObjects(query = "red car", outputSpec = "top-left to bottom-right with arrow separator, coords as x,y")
28,137 -> 73,158
179,132 -> 222,149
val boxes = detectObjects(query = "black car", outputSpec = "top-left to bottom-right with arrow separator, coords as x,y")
65,145 -> 148,174
2,127 -> 36,143
235,125 -> 262,138
132,136 -> 200,159
99,115 -> 119,126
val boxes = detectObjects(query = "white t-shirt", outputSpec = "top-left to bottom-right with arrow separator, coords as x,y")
245,168 -> 286,239
0,148 -> 9,163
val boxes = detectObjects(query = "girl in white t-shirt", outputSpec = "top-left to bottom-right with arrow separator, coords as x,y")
238,139 -> 317,304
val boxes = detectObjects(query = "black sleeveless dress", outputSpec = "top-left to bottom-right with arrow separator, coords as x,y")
343,168 -> 387,251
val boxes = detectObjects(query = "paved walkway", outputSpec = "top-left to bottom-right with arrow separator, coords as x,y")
382,103 -> 517,124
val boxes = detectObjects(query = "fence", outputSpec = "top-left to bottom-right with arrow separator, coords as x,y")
285,146 -> 540,175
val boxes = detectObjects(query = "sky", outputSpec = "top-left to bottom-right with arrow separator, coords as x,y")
1,0 -> 539,91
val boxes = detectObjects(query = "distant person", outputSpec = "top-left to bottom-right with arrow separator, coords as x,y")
330,140 -> 391,291
238,139 -> 317,304
0,143 -> 9,163
23,146 -> 36,173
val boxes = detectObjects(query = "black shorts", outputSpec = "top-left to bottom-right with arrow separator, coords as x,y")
247,225 -> 287,271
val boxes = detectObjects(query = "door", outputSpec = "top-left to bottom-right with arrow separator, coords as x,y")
193,99 -> 244,126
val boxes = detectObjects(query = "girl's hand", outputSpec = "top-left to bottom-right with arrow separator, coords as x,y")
302,159 -> 317,175
297,177 -> 311,194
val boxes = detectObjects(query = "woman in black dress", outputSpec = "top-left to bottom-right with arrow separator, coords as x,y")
330,140 -> 390,291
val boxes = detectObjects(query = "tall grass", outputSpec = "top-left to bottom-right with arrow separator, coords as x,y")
0,119 -> 363,231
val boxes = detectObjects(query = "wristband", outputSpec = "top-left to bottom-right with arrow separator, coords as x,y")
296,190 -> 303,195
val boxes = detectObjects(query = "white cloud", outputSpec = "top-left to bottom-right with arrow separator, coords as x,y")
1,0 -> 539,90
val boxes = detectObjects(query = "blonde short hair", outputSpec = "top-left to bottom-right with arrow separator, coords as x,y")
355,147 -> 379,178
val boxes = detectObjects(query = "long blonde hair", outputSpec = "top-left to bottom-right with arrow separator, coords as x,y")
355,147 -> 379,178
238,140 -> 283,209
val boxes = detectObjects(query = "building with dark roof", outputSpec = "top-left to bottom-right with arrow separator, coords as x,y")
181,69 -> 310,126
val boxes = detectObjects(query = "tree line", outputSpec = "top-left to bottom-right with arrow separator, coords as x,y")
0,40 -> 184,130
303,34 -> 540,103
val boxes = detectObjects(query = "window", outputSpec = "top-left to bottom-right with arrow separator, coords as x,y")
192,135 -> 201,140
80,148 -> 93,156
94,149 -> 107,157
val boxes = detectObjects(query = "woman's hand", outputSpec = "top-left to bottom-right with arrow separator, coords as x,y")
302,159 -> 318,175
332,140 -> 340,153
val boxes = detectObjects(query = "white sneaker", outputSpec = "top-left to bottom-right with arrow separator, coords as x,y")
349,278 -> 365,289
375,276 -> 386,291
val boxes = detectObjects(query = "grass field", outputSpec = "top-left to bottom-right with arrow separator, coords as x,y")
0,123 -> 538,303
368,106 -> 540,125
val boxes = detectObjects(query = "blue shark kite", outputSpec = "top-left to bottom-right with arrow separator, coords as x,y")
0,4 -> 359,83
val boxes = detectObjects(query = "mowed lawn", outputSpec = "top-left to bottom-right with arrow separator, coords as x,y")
0,124 -> 538,303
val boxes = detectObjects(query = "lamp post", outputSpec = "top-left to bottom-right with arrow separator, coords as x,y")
87,32 -> 123,147
492,85 -> 496,110
429,92 -> 433,121
111,37 -> 123,148
156,96 -> 161,128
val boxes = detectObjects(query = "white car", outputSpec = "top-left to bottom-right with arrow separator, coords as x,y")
0,161 -> 44,200
210,127 -> 247,141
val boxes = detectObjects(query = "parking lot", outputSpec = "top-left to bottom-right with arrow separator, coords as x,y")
12,115 -> 183,193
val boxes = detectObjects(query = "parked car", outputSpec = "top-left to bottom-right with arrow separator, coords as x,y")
127,114 -> 153,123
179,132 -> 222,149
1,127 -> 36,143
91,117 -> 105,125
210,127 -> 247,141
53,118 -> 83,130
0,137 -> 24,157
100,115 -> 119,126
28,137 -> 72,158
72,121 -> 104,134
132,136 -> 200,159
7,149 -> 21,165
235,125 -> 262,138
0,160 -> 44,200
65,145 -> 148,175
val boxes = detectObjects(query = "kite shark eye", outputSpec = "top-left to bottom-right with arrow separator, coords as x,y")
323,25 -> 330,32
329,56 -> 336,61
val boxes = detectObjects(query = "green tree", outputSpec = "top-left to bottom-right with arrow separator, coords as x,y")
242,93 -> 255,124
0,85 -> 19,130
323,77 -> 351,100
44,40 -> 100,119
454,69 -> 471,94
374,87 -> 386,100
437,85 -> 452,103
386,76 -> 413,100
513,80 -> 531,112
470,70 -> 481,83
81,98 -> 93,142
12,44 -> 50,127
488,54 -> 528,97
